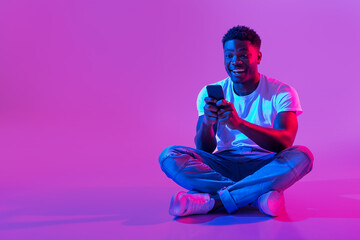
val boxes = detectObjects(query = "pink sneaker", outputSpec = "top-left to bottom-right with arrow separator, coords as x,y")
169,191 -> 215,217
256,191 -> 285,217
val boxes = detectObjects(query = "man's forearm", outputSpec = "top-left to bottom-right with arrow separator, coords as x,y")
195,123 -> 217,153
237,120 -> 295,153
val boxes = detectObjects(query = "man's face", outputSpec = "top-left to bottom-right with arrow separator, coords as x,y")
223,39 -> 262,84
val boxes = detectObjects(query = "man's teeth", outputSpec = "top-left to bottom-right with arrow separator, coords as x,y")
232,69 -> 245,73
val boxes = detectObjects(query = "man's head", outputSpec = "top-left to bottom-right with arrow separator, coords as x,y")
222,26 -> 262,85
222,26 -> 261,49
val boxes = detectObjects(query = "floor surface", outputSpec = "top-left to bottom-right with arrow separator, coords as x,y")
0,178 -> 359,240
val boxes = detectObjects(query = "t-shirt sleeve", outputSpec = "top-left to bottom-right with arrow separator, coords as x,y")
196,86 -> 208,116
275,84 -> 303,116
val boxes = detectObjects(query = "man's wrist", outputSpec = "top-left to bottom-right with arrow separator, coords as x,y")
203,120 -> 216,129
236,118 -> 246,131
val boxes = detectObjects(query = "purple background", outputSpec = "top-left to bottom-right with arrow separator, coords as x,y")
0,0 -> 359,189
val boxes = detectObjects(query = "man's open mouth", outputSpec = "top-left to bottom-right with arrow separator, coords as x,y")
231,69 -> 246,75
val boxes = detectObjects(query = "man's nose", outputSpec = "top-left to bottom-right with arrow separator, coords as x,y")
232,59 -> 243,65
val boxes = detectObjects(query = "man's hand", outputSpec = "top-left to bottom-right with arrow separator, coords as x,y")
216,100 -> 244,129
203,97 -> 220,126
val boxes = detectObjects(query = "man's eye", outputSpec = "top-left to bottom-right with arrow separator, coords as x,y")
225,54 -> 233,58
240,54 -> 249,59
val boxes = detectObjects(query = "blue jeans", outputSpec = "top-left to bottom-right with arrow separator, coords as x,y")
159,145 -> 313,213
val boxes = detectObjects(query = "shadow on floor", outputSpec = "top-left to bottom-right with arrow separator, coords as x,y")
174,206 -> 272,225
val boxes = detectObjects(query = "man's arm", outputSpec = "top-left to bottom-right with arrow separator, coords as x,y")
194,98 -> 219,153
217,100 -> 298,153
194,115 -> 217,153
237,111 -> 298,152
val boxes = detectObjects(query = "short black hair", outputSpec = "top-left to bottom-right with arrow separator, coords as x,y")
222,26 -> 261,50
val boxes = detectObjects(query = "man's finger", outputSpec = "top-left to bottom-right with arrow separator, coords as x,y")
204,109 -> 218,118
206,116 -> 218,121
216,99 -> 229,107
218,108 -> 232,115
204,104 -> 219,113
218,111 -> 231,119
204,97 -> 217,104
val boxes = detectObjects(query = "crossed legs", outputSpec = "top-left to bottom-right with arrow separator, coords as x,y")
159,145 -> 313,214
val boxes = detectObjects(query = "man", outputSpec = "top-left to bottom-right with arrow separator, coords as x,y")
159,26 -> 313,217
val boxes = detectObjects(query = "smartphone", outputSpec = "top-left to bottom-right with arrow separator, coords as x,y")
206,85 -> 224,101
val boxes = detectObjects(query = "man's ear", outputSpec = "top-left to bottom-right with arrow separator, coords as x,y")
257,51 -> 262,64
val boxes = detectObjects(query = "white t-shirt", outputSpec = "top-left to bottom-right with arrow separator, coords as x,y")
197,74 -> 302,152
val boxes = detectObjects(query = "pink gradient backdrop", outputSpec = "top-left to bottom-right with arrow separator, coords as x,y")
0,0 -> 359,189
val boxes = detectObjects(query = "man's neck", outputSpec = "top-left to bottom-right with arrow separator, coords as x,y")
233,73 -> 260,96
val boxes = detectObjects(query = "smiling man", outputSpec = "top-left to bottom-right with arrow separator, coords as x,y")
159,26 -> 314,217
